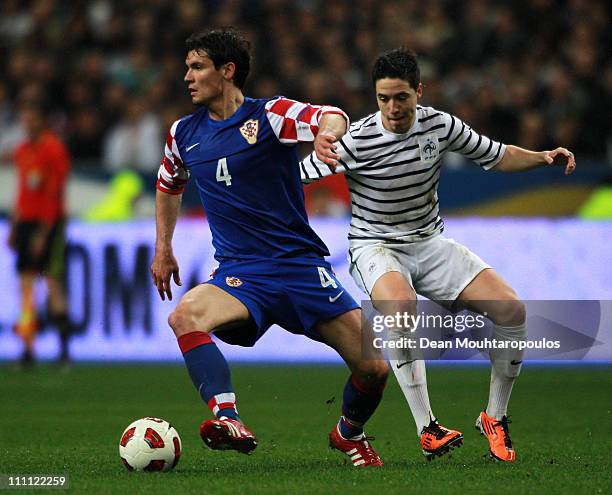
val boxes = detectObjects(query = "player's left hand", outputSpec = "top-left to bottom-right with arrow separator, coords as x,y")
544,147 -> 576,175
314,132 -> 341,169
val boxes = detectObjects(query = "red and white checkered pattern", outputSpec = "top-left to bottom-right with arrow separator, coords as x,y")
265,97 -> 348,144
156,119 -> 190,195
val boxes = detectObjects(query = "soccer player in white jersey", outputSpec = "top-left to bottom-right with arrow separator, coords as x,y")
301,48 -> 576,462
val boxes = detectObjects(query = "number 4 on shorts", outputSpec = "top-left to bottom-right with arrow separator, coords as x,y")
318,267 -> 338,289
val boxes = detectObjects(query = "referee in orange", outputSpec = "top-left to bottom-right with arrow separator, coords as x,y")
7,102 -> 71,367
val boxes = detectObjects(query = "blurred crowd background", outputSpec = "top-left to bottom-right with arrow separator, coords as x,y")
0,0 -> 610,216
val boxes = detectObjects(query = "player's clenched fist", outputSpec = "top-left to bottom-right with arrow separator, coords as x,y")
150,250 -> 182,301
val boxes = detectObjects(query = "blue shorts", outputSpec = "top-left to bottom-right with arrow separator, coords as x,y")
206,257 -> 359,347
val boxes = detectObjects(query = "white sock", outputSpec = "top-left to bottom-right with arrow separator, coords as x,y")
389,347 -> 434,436
486,368 -> 516,420
486,323 -> 527,420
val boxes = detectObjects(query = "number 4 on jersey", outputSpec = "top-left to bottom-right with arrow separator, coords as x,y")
216,158 -> 232,186
318,267 -> 338,289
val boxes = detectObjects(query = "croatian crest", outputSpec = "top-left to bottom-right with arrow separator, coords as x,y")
240,119 -> 258,144
225,276 -> 243,287
418,134 -> 439,163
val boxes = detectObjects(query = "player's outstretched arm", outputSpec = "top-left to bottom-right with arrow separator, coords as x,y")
264,97 -> 349,168
495,145 -> 576,175
151,190 -> 183,301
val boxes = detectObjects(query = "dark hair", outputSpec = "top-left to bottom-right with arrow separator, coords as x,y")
371,48 -> 420,90
186,28 -> 251,89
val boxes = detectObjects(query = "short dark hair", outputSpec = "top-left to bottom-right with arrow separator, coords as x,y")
371,48 -> 420,90
186,28 -> 251,89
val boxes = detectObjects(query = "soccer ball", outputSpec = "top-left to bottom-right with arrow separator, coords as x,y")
119,417 -> 182,472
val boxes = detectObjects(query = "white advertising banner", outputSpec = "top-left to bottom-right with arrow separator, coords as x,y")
0,218 -> 610,363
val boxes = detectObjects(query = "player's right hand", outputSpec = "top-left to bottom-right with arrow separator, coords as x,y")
314,132 -> 341,169
150,250 -> 182,301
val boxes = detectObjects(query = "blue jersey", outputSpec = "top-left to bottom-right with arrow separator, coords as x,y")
157,97 -> 348,262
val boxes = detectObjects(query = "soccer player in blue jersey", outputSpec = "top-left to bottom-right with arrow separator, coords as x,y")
149,29 -> 388,467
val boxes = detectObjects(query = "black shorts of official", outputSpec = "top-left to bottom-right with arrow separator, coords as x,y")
15,219 -> 66,277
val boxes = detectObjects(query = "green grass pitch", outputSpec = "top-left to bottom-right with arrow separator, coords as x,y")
1,364 -> 610,494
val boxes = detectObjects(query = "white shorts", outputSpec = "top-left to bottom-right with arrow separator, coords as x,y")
348,234 -> 490,304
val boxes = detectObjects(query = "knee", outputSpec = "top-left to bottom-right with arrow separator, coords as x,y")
355,360 -> 389,389
168,300 -> 208,337
374,299 -> 417,336
490,297 -> 526,327
167,305 -> 188,337
393,299 -> 417,317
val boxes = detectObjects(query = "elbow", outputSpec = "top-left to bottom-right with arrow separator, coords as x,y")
495,146 -> 515,172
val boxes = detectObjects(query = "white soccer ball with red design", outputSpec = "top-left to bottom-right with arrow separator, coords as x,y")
119,417 -> 182,472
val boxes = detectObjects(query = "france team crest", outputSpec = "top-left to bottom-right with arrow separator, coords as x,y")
240,119 -> 258,144
418,134 -> 439,163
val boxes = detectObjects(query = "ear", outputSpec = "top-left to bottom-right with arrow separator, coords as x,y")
416,82 -> 423,99
222,62 -> 237,83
